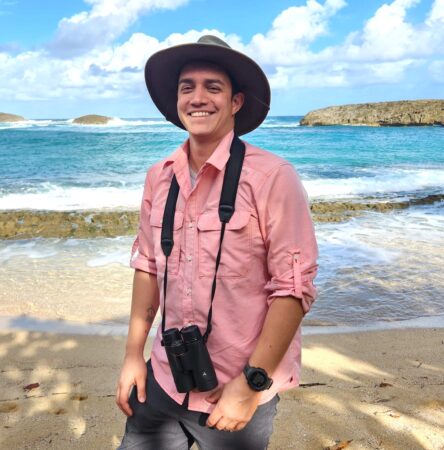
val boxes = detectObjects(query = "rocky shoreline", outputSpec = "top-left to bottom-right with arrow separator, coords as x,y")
0,112 -> 25,122
0,113 -> 113,124
300,99 -> 444,126
1,194 -> 442,239
72,114 -> 112,124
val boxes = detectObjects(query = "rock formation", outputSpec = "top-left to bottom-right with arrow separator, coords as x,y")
73,114 -> 112,125
300,100 -> 444,126
1,194 -> 443,239
0,113 -> 25,122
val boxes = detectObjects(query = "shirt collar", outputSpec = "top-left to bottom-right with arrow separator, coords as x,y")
162,129 -> 235,172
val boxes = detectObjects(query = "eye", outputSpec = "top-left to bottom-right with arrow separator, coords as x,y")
208,85 -> 220,92
180,85 -> 192,93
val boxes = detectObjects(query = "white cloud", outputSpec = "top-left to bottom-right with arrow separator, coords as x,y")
247,0 -> 346,65
1,0 -> 443,105
270,0 -> 444,89
426,0 -> 444,23
355,0 -> 420,60
48,0 -> 190,58
268,59 -> 418,89
334,0 -> 443,61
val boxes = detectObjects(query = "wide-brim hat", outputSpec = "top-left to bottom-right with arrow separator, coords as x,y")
144,35 -> 271,136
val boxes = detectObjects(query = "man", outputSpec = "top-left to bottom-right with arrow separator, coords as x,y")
116,35 -> 318,449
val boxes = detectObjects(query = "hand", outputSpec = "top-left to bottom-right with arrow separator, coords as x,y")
115,353 -> 147,416
205,374 -> 261,432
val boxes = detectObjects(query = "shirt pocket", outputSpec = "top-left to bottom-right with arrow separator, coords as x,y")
149,208 -> 184,275
197,209 -> 252,278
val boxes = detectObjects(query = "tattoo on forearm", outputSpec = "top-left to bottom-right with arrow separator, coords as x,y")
145,306 -> 156,324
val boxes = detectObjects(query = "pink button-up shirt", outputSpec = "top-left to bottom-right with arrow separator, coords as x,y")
130,130 -> 318,413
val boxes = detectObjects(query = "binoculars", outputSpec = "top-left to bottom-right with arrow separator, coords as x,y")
162,325 -> 218,393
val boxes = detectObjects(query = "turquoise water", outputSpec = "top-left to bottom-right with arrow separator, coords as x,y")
1,117 -> 443,208
1,117 -> 443,327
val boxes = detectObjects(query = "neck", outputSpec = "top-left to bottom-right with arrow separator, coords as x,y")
188,129 -> 232,172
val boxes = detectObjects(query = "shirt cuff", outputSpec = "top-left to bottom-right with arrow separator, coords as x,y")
265,250 -> 317,315
130,256 -> 158,275
129,236 -> 157,275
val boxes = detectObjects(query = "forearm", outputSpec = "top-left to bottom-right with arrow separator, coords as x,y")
249,296 -> 304,375
125,269 -> 160,357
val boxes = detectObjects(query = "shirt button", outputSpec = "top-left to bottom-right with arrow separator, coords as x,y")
188,222 -> 194,229
186,288 -> 191,295
187,255 -> 192,262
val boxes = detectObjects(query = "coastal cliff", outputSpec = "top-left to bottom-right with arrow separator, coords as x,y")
0,112 -> 25,122
300,99 -> 444,126
73,114 -> 112,124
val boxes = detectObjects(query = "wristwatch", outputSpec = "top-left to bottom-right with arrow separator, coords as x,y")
243,363 -> 273,391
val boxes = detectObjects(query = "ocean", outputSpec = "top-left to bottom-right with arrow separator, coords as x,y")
1,116 -> 443,331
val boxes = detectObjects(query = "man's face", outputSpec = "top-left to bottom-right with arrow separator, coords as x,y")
177,63 -> 244,140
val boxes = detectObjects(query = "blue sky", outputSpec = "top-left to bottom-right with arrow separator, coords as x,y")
0,0 -> 443,118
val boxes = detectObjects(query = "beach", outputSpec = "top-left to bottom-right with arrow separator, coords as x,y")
2,0 -> 444,445
1,328 -> 443,450
1,117 -> 443,449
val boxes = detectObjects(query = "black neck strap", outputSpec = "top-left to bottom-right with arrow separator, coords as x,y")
160,135 -> 246,342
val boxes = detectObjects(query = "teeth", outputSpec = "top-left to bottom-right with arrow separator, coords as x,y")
190,112 -> 211,117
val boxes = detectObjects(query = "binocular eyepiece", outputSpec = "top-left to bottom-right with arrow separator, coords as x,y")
162,325 -> 218,393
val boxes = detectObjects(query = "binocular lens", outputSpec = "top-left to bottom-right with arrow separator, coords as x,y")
181,325 -> 201,343
163,324 -> 218,393
162,328 -> 182,346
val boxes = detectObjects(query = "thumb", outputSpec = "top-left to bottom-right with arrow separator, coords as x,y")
136,376 -> 146,403
205,387 -> 223,404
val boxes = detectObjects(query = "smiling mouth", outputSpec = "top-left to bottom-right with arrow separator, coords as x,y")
188,111 -> 215,117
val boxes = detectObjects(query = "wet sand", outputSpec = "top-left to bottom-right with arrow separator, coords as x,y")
0,328 -> 443,450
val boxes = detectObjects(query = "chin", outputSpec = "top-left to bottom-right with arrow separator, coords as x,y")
186,125 -> 216,137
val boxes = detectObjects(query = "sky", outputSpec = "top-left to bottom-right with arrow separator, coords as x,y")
0,0 -> 443,118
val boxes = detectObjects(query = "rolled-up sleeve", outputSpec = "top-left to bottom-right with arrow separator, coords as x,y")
130,168 -> 157,275
257,163 -> 318,314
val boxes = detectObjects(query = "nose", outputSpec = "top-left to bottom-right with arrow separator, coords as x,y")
190,85 -> 208,106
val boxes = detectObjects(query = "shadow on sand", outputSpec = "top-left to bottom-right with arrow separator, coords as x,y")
0,326 -> 443,449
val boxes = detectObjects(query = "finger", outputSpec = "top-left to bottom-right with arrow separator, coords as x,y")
115,384 -> 128,416
205,388 -> 223,404
120,383 -> 134,416
223,419 -> 239,432
135,375 -> 146,403
115,385 -> 123,412
214,417 -> 230,431
206,408 -> 222,428
116,386 -> 128,416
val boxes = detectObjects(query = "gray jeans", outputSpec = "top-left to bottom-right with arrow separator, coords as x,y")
117,360 -> 279,450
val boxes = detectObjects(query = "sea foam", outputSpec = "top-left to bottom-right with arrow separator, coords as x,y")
305,167 -> 444,198
0,183 -> 142,210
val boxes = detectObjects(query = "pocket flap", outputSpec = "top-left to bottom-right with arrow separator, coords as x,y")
197,210 -> 251,231
149,208 -> 184,230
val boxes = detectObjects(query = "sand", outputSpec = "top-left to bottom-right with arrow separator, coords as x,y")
1,328 -> 443,450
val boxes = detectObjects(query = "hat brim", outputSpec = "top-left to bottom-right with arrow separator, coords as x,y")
145,42 -> 270,136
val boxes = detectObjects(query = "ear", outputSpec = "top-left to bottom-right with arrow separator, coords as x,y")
231,92 -> 245,115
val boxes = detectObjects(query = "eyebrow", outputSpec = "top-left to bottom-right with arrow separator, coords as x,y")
178,78 -> 226,86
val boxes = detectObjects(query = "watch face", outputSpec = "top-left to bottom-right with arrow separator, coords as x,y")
251,371 -> 267,388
